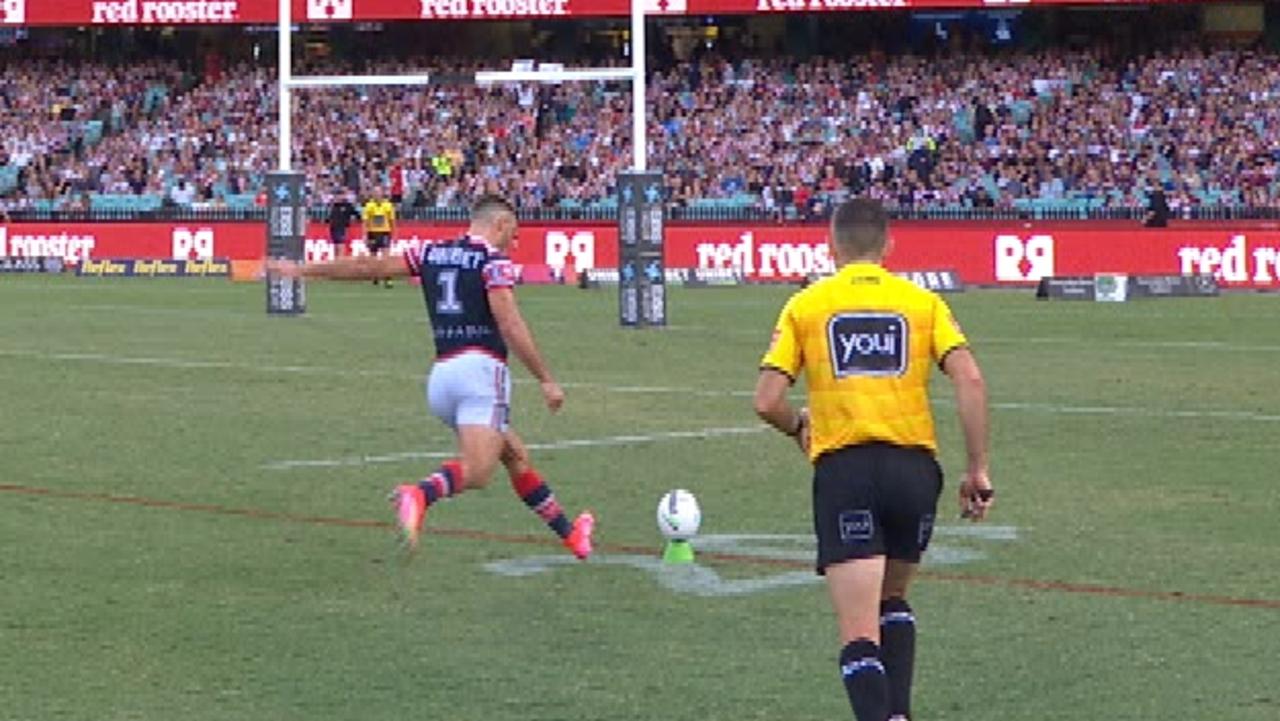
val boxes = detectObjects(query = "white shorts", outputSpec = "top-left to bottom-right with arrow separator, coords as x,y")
426,352 -> 511,432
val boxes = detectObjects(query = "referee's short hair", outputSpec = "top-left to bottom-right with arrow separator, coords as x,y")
471,194 -> 516,223
831,198 -> 888,258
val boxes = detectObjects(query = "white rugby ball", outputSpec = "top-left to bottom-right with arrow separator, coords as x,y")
656,489 -> 702,541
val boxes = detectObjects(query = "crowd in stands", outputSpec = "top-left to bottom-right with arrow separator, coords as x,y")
0,59 -> 276,213
3,46 -> 1279,216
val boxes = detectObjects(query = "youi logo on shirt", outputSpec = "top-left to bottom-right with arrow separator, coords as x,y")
826,313 -> 908,378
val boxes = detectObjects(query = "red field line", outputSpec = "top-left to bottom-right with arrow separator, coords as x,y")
4,482 -> 1278,611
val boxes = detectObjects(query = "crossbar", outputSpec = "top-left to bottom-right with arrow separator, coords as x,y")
474,68 -> 637,84
285,74 -> 435,89
277,0 -> 648,172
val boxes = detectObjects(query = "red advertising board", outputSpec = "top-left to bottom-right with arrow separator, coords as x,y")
4,220 -> 1280,288
0,0 -> 1185,26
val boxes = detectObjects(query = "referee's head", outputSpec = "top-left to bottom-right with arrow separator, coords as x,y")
830,198 -> 889,265
470,194 -> 518,249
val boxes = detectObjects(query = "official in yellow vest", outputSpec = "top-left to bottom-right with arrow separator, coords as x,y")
754,198 -> 993,721
362,187 -> 397,288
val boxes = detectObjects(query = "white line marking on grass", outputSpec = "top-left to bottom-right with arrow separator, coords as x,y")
981,337 -> 1280,353
485,528 -> 1016,597
5,348 -> 1278,424
0,348 -> 757,396
0,348 -> 415,380
607,385 -> 755,398
487,554 -> 820,597
985,401 -> 1280,423
263,425 -> 769,470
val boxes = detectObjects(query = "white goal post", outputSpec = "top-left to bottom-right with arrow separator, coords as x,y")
275,0 -> 649,174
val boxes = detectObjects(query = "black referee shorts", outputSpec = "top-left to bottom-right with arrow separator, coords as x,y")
812,442 -> 943,574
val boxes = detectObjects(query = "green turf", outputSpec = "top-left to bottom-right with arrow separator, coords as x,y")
2,277 -> 1278,721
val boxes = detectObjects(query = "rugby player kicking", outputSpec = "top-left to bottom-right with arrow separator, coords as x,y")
270,194 -> 594,559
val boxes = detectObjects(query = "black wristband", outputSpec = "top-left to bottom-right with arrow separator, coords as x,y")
788,411 -> 808,438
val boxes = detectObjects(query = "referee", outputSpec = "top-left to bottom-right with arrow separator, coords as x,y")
754,198 -> 992,721
362,187 -> 397,288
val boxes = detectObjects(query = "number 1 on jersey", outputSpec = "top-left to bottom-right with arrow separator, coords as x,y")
436,268 -> 464,314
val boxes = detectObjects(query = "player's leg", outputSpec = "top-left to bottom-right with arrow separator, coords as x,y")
827,558 -> 891,721
379,234 -> 393,288
880,561 -> 920,721
876,449 -> 945,721
425,358 -> 511,493
501,430 -> 570,537
814,446 -> 891,721
453,424 -> 505,489
502,430 -> 594,559
412,352 -> 509,497
369,234 -> 383,285
391,356 -> 503,546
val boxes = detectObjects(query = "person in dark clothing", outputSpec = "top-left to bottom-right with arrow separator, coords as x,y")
327,189 -> 361,257
1144,190 -> 1170,228
973,97 -> 995,141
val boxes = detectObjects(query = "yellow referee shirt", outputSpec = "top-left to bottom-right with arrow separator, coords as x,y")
362,199 -> 396,233
760,262 -> 968,460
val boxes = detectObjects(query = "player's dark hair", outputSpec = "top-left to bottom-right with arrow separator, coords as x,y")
471,194 -> 516,222
831,198 -> 888,259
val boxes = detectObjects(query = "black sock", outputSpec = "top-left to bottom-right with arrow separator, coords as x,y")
839,638 -> 889,721
880,598 -> 916,720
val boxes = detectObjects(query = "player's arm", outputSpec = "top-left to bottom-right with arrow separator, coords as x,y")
489,287 -> 563,413
942,348 -> 992,519
268,255 -> 410,281
942,348 -> 988,472
933,297 -> 993,520
754,370 -> 808,453
754,298 -> 808,454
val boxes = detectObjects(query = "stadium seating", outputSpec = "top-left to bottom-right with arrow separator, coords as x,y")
2,48 -> 1278,215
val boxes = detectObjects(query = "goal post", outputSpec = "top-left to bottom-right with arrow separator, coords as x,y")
270,0 -> 661,326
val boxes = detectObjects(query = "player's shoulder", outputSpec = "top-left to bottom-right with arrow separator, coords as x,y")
416,237 -> 452,262
876,269 -> 945,309
465,236 -> 510,263
790,271 -> 844,309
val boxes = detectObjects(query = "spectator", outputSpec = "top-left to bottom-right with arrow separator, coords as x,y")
3,47 -> 1280,215
327,188 -> 360,257
1145,190 -> 1170,228
170,179 -> 196,207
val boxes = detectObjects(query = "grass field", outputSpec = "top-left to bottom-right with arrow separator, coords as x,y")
2,276 -> 1278,721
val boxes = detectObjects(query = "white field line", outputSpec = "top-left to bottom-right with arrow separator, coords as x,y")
268,398 -> 1280,470
263,425 -> 769,470
986,401 -> 1280,423
0,348 -> 408,379
3,348 -> 1278,424
979,337 -> 1280,353
25,298 -> 1280,350
0,348 -> 756,395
